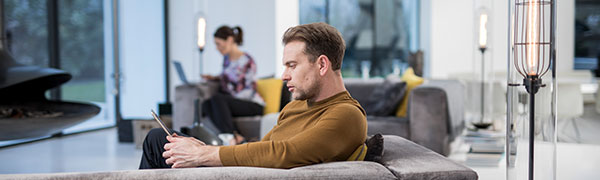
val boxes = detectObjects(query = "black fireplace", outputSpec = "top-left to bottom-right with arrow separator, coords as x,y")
0,1 -> 100,141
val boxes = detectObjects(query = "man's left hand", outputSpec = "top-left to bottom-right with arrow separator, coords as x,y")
162,134 -> 222,168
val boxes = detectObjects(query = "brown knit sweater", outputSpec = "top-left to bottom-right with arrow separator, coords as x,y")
219,91 -> 367,168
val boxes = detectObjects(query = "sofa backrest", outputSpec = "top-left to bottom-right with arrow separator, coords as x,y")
344,78 -> 384,104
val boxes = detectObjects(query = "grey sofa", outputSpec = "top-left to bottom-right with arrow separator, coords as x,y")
173,79 -> 466,156
345,79 -> 465,156
0,135 -> 477,180
173,81 -> 283,141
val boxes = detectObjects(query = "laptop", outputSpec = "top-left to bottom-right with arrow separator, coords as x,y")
172,61 -> 190,85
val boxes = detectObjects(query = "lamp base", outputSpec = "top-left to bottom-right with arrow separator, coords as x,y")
472,122 -> 493,129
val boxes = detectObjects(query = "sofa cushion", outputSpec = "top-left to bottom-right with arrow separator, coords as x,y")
380,135 -> 478,180
364,133 -> 384,162
0,161 -> 397,180
344,78 -> 382,106
362,76 -> 406,116
396,68 -> 424,117
256,78 -> 283,115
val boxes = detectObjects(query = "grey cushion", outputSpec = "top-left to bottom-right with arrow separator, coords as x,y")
361,78 -> 406,116
380,135 -> 478,180
0,161 -> 397,180
344,79 -> 382,105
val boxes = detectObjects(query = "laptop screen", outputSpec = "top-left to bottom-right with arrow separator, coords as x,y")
172,61 -> 190,85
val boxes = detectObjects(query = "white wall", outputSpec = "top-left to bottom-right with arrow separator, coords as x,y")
167,0 -> 298,101
275,1 -> 300,78
119,0 -> 166,119
425,0 -> 578,79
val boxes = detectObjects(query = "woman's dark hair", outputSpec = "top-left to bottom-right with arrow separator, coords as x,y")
214,25 -> 243,45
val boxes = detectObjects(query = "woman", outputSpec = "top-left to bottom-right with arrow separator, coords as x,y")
202,25 -> 264,145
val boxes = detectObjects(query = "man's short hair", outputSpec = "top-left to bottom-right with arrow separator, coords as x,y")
282,22 -> 346,71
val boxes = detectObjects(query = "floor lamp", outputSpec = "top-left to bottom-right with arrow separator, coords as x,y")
180,14 -> 223,146
474,10 -> 491,129
507,0 -> 556,179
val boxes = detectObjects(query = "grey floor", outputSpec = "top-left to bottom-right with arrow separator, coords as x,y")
0,128 -> 142,174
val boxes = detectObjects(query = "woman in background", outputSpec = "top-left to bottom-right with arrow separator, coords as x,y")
202,25 -> 264,145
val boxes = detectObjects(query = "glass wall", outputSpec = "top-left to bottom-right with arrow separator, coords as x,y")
2,0 -> 114,142
574,0 -> 600,73
4,0 -> 49,67
299,0 -> 419,78
58,0 -> 105,103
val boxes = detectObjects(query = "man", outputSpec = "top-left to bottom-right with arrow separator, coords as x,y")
139,22 -> 367,169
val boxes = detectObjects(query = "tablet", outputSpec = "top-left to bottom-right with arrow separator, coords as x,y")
151,110 -> 173,137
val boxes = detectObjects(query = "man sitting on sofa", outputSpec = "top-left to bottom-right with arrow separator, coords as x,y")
139,22 -> 367,169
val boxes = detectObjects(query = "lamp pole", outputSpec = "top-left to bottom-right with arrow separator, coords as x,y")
524,75 -> 542,180
509,0 -> 555,179
478,12 -> 488,126
480,47 -> 486,124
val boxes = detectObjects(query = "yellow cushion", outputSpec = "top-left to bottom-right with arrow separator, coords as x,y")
256,78 -> 283,115
347,143 -> 367,161
395,68 -> 424,117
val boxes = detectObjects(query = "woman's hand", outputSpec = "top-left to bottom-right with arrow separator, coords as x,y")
162,134 -> 222,168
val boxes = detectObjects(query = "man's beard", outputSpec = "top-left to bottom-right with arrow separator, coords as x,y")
292,78 -> 320,101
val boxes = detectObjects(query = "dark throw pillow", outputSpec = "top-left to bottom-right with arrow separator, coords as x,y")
362,76 -> 406,116
365,133 -> 384,162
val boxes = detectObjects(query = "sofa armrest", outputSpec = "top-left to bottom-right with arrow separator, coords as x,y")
420,80 -> 465,141
408,85 -> 450,155
380,135 -> 478,180
407,80 -> 465,156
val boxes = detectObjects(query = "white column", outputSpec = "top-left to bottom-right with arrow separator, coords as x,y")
274,0 -> 299,78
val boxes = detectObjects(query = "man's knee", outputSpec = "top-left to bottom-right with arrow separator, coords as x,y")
144,128 -> 169,144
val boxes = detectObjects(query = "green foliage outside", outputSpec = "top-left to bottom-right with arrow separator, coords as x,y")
5,0 -> 106,102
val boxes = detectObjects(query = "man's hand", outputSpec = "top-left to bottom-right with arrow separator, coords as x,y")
162,133 -> 222,168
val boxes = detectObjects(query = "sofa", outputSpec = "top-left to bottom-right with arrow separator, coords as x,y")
173,79 -> 290,142
173,78 -> 465,156
0,135 -> 477,180
345,79 -> 465,156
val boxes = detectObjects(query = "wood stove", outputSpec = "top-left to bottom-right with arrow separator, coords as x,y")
0,1 -> 100,141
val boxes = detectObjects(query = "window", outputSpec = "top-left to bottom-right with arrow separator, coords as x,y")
2,0 -> 114,142
5,0 -> 49,67
58,0 -> 105,103
299,0 -> 419,78
574,0 -> 600,73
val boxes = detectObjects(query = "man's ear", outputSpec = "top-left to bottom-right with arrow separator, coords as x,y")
317,55 -> 330,76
